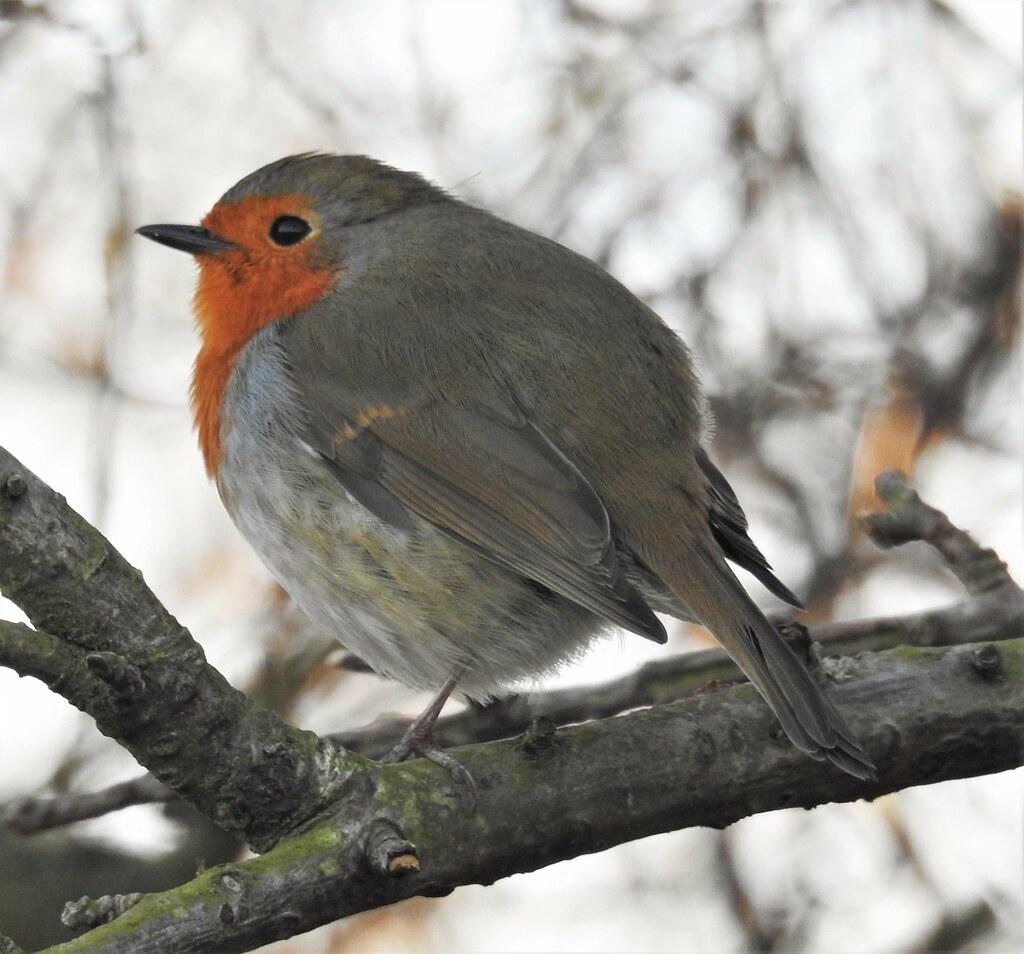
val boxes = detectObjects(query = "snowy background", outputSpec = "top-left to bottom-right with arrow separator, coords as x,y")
0,0 -> 1021,951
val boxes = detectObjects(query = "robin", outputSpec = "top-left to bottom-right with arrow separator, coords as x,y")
137,153 -> 875,782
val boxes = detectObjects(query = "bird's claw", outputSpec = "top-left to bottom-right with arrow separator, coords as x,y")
381,731 -> 477,810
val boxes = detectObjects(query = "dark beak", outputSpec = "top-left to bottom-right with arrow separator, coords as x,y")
136,224 -> 235,255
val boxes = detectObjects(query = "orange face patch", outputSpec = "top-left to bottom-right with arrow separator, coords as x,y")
190,193 -> 338,476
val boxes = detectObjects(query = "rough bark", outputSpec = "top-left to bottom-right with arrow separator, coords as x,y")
36,637 -> 1024,954
0,447 -> 363,852
13,560 -> 1020,831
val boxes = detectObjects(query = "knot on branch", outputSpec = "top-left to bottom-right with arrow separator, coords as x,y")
969,644 -> 1003,680
212,798 -> 253,834
1,473 -> 26,500
521,716 -> 558,757
215,869 -> 247,926
364,818 -> 420,877
62,892 -> 143,931
0,929 -> 25,954
86,651 -> 146,707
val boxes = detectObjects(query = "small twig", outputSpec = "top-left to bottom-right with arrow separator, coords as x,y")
85,651 -> 146,708
717,829 -> 779,952
0,930 -> 26,954
62,893 -> 144,932
364,819 -> 420,877
3,774 -> 172,836
865,471 -> 1018,596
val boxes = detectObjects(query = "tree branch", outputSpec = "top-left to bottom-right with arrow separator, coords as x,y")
2,450 -> 1021,953
37,635 -> 1024,953
0,621 -> 117,725
2,775 -> 172,836
329,589 -> 1024,758
7,472 -> 1023,833
0,446 -> 363,852
865,470 -> 1018,596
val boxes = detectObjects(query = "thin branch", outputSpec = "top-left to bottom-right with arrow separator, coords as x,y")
0,621 -> 115,724
717,829 -> 779,952
917,900 -> 998,953
865,470 -> 1017,596
2,775 -> 171,836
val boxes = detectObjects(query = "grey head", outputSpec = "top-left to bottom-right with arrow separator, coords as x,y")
137,153 -> 454,259
220,153 -> 451,227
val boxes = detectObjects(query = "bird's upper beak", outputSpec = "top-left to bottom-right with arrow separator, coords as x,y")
135,224 -> 235,255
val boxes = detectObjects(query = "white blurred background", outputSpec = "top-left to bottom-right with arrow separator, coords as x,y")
0,0 -> 1021,951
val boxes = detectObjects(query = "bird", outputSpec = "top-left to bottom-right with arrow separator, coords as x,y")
137,153 -> 875,782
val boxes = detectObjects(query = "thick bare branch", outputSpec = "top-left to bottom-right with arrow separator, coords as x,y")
3,444 -> 1022,953
10,474 -> 1023,832
38,636 -> 1024,954
0,446 -> 362,851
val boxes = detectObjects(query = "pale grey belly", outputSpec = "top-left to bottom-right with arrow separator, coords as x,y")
215,333 -> 602,699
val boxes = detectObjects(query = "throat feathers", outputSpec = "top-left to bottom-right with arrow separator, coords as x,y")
189,194 -> 337,474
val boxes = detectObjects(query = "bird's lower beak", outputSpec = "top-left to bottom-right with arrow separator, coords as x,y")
136,224 -> 235,255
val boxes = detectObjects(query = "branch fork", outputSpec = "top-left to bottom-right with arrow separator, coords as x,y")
0,451 -> 1020,953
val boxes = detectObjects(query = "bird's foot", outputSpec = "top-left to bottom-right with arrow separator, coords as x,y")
380,724 -> 477,810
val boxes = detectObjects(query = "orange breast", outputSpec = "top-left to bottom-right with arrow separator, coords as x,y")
190,194 -> 337,476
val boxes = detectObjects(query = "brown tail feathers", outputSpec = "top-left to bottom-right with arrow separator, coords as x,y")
672,550 -> 876,779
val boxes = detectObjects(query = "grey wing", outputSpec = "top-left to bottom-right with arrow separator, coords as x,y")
282,326 -> 666,643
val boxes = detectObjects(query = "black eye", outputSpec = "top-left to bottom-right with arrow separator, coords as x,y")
268,215 -> 312,246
